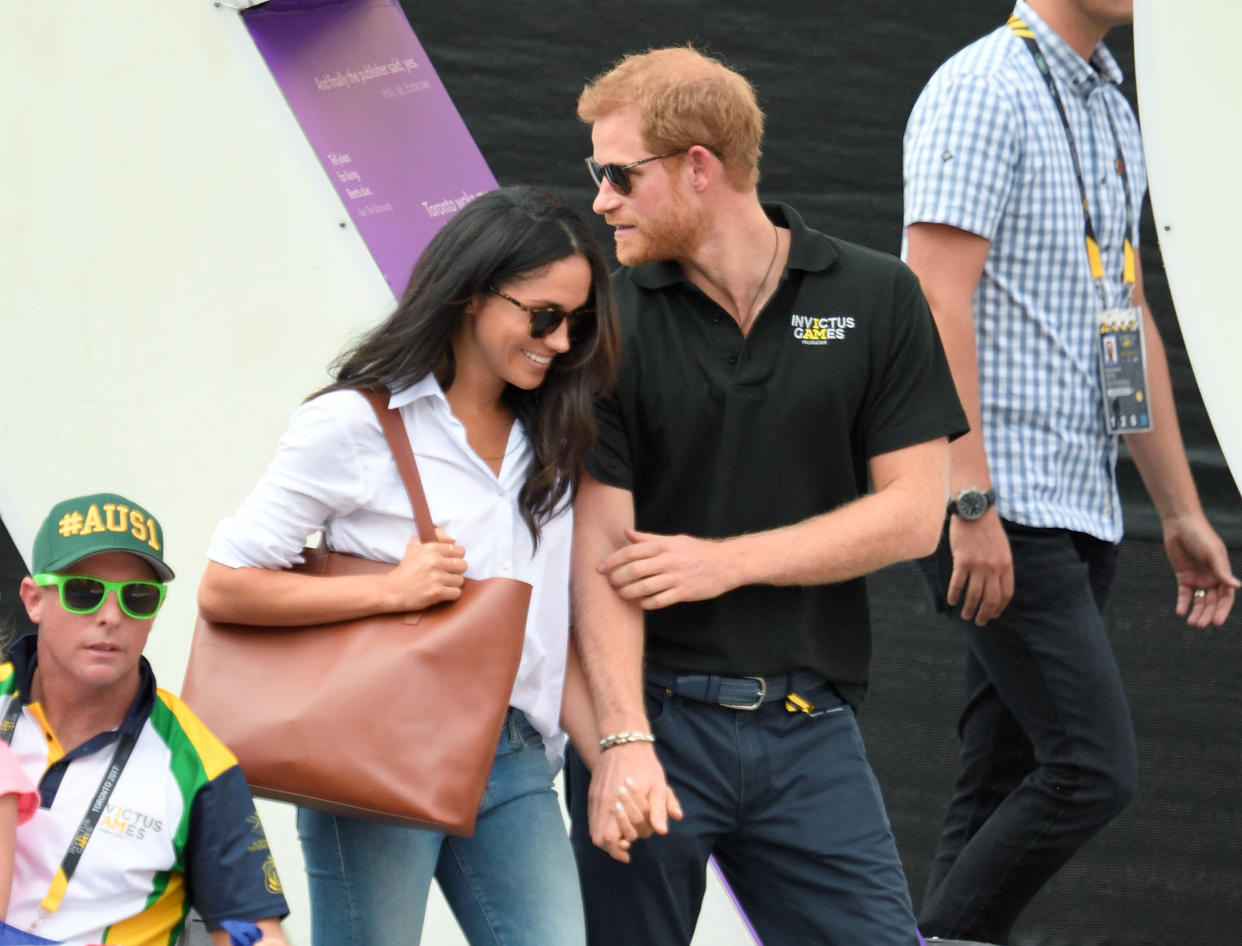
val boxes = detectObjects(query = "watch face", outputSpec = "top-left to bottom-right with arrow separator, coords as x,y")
957,490 -> 988,520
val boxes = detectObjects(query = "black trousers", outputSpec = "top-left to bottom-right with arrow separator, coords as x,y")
566,676 -> 919,946
918,520 -> 1137,944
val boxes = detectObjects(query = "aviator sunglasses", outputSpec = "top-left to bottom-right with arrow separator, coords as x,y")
584,148 -> 688,196
488,285 -> 594,340
34,572 -> 168,620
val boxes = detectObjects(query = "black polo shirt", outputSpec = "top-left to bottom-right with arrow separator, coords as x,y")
587,203 -> 967,707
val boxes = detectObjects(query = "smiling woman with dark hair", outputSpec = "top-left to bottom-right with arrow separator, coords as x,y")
198,185 -> 619,946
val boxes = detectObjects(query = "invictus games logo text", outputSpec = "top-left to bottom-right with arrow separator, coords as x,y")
791,314 -> 855,345
100,803 -> 164,840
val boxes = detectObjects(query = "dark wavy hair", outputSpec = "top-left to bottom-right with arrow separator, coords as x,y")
315,186 -> 619,545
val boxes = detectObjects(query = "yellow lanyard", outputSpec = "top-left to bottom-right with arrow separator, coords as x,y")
1008,14 -> 1136,307
1,697 -> 138,925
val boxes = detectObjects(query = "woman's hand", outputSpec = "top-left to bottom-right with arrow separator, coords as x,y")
386,527 -> 468,611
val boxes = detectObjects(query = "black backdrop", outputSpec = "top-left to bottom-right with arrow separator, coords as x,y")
1,4 -> 1238,944
399,3 -> 1241,944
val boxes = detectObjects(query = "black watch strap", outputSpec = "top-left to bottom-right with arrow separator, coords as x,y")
948,488 -> 996,520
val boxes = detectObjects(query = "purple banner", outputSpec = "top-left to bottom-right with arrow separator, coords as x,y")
245,0 -> 497,296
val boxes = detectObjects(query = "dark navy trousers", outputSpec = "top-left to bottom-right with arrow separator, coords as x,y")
918,520 -> 1137,944
566,676 -> 919,946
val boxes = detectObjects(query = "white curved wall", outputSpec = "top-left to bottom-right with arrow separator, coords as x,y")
1,2 -> 395,938
0,3 -> 757,943
1134,0 -> 1242,490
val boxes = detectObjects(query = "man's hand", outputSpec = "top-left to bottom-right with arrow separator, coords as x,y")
947,511 -> 1014,625
599,529 -> 737,609
587,741 -> 682,862
1164,515 -> 1239,627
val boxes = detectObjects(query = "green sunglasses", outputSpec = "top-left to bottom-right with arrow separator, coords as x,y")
34,572 -> 168,620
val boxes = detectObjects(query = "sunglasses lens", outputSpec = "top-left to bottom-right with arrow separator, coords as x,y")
603,165 -> 631,195
529,308 -> 566,339
61,578 -> 106,613
586,159 -> 632,196
121,582 -> 163,618
586,159 -> 603,188
571,309 -> 597,343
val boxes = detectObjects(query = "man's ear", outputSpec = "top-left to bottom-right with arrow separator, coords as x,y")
686,144 -> 718,193
17,576 -> 45,625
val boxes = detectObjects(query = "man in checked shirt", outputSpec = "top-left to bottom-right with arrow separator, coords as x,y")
903,1 -> 1238,942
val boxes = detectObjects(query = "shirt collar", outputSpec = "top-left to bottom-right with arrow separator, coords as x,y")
388,373 -> 446,409
629,201 -> 838,291
8,632 -> 155,738
1013,0 -> 1125,96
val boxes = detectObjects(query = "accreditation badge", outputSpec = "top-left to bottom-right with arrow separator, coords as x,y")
1097,306 -> 1151,434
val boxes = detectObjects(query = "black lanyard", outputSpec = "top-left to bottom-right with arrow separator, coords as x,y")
1008,13 -> 1136,308
2,695 -> 138,921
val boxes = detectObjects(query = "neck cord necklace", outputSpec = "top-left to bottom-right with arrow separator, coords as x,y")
741,221 -> 779,332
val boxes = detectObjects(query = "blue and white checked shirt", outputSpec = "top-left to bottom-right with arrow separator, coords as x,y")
903,0 -> 1145,542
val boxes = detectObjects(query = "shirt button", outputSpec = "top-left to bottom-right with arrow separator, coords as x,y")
727,355 -> 738,365
1104,505 -> 1112,516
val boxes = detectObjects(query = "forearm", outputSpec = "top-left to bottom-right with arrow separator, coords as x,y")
937,305 -> 993,494
0,796 -> 15,917
561,632 -> 601,771
197,560 -> 400,626
724,438 -> 949,587
904,222 -> 993,494
1123,309 -> 1203,522
572,477 -> 649,735
574,558 -> 648,735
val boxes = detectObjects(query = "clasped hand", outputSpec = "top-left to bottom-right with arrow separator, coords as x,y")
388,527 -> 468,612
588,741 -> 683,863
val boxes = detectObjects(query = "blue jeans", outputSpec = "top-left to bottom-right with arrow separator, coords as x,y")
918,521 -> 1137,944
298,708 -> 585,946
566,676 -> 919,946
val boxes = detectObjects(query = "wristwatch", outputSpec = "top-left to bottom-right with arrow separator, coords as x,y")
948,487 -> 996,521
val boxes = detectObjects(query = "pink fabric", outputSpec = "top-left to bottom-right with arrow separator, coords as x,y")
0,742 -> 38,824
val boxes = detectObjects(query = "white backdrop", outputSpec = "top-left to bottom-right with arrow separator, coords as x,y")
1133,0 -> 1242,494
0,3 -> 756,943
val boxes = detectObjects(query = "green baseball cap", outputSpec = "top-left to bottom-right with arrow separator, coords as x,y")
31,492 -> 174,582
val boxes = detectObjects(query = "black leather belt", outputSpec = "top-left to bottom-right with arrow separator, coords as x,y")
645,666 -> 830,711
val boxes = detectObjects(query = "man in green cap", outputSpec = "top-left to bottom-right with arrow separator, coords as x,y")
9,491 -> 289,946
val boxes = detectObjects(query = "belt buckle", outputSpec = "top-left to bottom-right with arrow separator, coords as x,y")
720,675 -> 766,711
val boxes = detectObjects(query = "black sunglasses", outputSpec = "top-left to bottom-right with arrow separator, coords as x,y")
34,572 -> 168,619
488,285 -> 594,340
584,148 -> 688,196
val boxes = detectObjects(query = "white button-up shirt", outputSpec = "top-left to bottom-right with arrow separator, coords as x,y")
208,377 -> 572,767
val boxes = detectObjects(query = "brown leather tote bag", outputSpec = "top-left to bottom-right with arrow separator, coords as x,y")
181,389 -> 531,834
